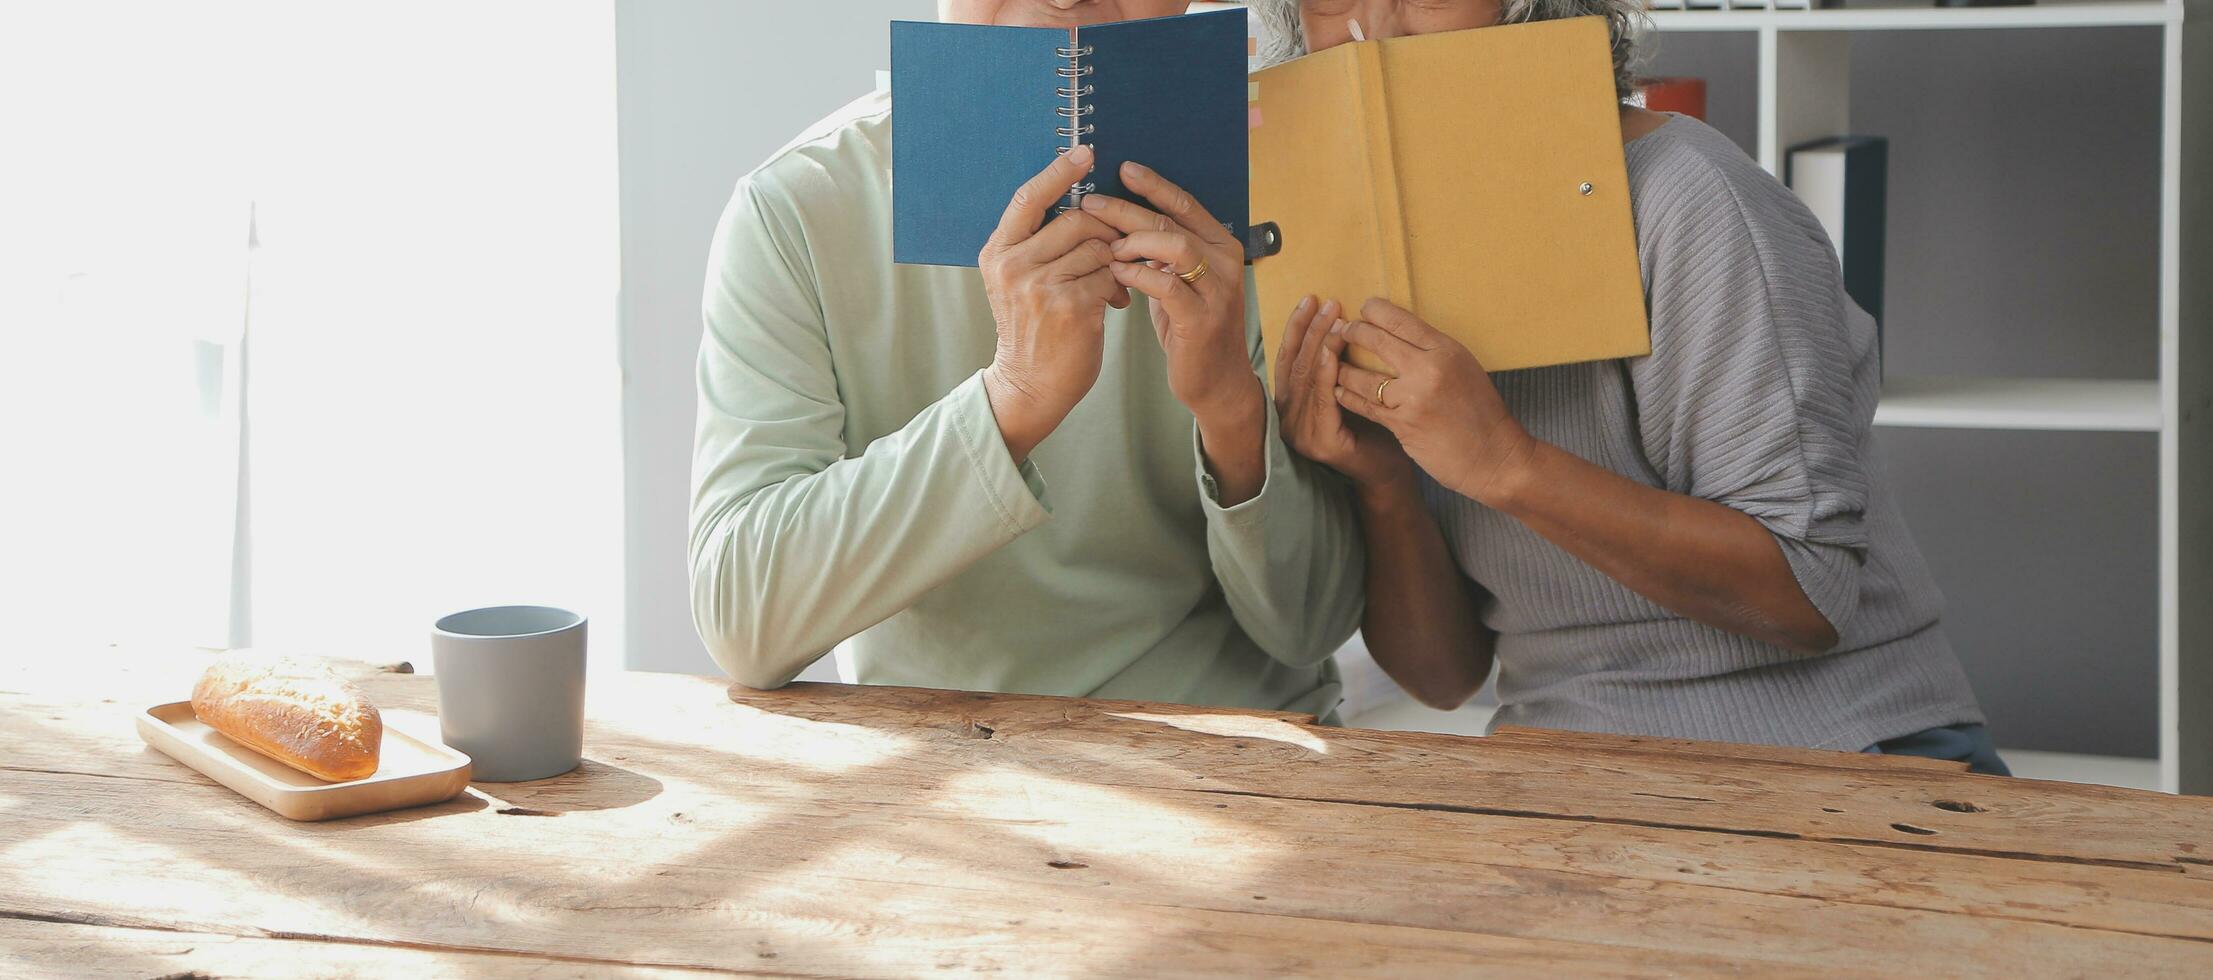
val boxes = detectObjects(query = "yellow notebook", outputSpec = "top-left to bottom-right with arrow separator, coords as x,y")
1248,16 -> 1649,377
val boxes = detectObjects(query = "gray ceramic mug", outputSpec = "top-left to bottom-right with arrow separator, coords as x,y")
431,605 -> 587,782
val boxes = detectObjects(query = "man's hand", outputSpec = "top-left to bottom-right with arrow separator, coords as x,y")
1080,161 -> 1256,427
978,145 -> 1132,463
1079,160 -> 1267,503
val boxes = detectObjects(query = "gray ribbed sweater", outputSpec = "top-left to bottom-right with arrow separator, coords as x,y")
1421,115 -> 1985,751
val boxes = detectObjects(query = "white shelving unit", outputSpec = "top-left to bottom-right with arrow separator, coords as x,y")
1646,0 -> 2207,793
1649,1 -> 2173,31
1871,377 -> 2161,431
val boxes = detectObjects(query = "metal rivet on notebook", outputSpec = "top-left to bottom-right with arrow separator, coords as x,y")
1579,181 -> 1594,196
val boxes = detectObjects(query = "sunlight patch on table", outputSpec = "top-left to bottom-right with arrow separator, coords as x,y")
1107,711 -> 1330,754
1,822 -> 341,928
231,813 -> 565,929
937,769 -> 1276,878
505,781 -> 788,882
711,707 -> 920,772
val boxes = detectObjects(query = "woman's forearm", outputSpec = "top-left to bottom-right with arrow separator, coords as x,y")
1489,440 -> 1839,654
1353,478 -> 1495,709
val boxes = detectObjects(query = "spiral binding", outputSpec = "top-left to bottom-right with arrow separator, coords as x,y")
1054,40 -> 1094,213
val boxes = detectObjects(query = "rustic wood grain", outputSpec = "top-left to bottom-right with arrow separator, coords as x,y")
725,682 -> 2213,871
3,650 -> 2211,977
0,915 -> 745,979
1486,724 -> 1974,773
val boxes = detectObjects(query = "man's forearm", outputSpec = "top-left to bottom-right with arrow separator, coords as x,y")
692,374 -> 1050,688
1194,373 -> 1369,669
1193,377 -> 1268,506
1488,440 -> 1839,654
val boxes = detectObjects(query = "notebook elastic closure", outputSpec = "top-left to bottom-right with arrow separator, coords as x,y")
1245,222 -> 1283,263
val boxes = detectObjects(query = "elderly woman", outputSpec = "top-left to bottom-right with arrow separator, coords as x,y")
1259,0 -> 2006,772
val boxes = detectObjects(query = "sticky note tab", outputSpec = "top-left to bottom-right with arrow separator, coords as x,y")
1248,106 -> 1263,129
1248,82 -> 1260,103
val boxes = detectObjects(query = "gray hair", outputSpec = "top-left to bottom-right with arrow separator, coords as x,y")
1245,0 -> 1648,101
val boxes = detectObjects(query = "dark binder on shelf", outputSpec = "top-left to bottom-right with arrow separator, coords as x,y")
1785,135 -> 1888,364
889,10 -> 1248,268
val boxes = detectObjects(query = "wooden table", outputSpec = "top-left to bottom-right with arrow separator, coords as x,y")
5,653 -> 2212,978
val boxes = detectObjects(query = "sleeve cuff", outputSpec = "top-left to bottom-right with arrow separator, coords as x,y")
1770,533 -> 1863,634
950,370 -> 1052,535
1192,401 -> 1281,529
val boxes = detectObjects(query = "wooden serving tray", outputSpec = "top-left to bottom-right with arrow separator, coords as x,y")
137,701 -> 472,821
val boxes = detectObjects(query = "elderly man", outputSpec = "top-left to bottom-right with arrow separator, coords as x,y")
687,0 -> 1362,717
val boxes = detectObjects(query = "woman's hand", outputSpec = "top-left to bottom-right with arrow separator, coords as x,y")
1330,298 -> 1537,508
1078,162 -> 1256,425
977,145 -> 1133,463
1275,295 -> 1413,495
1335,301 -> 1841,654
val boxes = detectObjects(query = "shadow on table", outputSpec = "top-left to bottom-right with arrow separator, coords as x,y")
345,788 -> 492,827
591,691 -> 1325,973
465,758 -> 665,815
11,689 -> 1295,977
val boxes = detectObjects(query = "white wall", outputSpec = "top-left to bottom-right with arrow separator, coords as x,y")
615,0 -> 933,675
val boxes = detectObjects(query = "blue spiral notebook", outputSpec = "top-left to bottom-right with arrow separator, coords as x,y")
890,10 -> 1249,267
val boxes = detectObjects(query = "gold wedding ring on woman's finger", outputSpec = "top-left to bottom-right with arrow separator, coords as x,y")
1375,377 -> 1393,407
1175,256 -> 1210,285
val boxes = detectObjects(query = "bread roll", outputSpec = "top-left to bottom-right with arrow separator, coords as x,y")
191,655 -> 383,782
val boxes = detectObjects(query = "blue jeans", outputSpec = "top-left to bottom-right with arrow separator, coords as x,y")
1865,723 -> 2011,776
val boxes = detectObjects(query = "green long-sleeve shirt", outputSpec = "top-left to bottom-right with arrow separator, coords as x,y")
687,91 -> 1364,718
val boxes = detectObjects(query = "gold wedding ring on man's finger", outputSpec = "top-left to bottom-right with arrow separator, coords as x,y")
1375,377 -> 1393,407
1175,256 -> 1210,286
